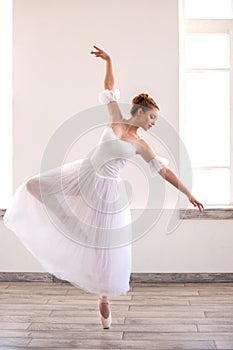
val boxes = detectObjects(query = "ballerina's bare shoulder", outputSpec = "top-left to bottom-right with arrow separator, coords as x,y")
107,120 -> 156,161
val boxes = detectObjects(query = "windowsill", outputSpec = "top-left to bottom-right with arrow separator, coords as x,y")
1,208 -> 233,221
179,206 -> 233,219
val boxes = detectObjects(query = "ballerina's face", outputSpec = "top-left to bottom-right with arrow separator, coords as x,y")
141,107 -> 159,131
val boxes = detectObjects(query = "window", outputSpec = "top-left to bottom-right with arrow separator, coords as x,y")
179,0 -> 233,205
184,0 -> 233,19
0,0 -> 13,208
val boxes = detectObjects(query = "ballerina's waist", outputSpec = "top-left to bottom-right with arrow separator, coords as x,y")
89,158 -> 122,181
95,172 -> 121,181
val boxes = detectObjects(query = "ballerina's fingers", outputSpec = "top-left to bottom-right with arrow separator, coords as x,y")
194,200 -> 204,212
93,45 -> 103,51
90,51 -> 104,58
90,45 -> 103,55
90,52 -> 101,57
189,196 -> 204,212
198,203 -> 204,212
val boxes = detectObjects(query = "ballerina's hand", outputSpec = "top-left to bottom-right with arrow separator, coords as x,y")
189,194 -> 204,212
90,45 -> 110,61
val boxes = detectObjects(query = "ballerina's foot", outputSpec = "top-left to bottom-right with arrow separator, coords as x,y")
98,297 -> 112,329
99,302 -> 110,318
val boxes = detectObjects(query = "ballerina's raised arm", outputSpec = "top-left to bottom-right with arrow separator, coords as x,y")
90,45 -> 124,124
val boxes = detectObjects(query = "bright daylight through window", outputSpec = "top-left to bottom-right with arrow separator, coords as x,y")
179,0 -> 233,206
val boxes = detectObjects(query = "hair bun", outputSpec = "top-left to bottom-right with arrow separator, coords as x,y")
130,92 -> 159,115
132,93 -> 149,104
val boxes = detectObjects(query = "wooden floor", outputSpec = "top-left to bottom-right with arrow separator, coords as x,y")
0,281 -> 233,349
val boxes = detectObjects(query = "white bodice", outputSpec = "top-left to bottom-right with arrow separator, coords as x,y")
90,127 -> 136,178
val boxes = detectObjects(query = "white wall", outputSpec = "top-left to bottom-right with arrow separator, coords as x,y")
1,0 -> 232,273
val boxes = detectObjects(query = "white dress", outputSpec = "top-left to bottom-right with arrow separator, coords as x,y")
3,89 -> 168,297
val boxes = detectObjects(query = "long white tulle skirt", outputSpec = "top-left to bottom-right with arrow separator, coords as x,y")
3,157 -> 132,297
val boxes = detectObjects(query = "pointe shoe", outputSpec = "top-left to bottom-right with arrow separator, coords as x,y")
98,298 -> 112,329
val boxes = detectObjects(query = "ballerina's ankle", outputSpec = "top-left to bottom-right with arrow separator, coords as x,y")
99,296 -> 109,303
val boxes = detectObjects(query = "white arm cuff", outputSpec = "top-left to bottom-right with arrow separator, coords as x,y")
98,89 -> 120,104
149,156 -> 169,176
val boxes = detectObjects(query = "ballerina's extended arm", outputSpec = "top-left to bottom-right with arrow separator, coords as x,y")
139,139 -> 204,213
90,45 -> 123,123
159,166 -> 204,212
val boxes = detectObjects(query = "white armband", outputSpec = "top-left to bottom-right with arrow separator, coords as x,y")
149,156 -> 169,176
98,88 -> 120,104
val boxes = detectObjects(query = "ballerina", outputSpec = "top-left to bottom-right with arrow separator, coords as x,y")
2,45 -> 204,331
90,45 -> 204,328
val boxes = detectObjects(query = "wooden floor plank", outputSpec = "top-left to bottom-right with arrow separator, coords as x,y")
28,338 -> 216,349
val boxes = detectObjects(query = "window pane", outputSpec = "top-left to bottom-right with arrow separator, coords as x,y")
185,72 -> 230,167
185,34 -> 230,68
192,169 -> 230,205
185,0 -> 232,19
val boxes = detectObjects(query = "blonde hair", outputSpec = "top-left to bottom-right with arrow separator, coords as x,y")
130,93 -> 159,116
